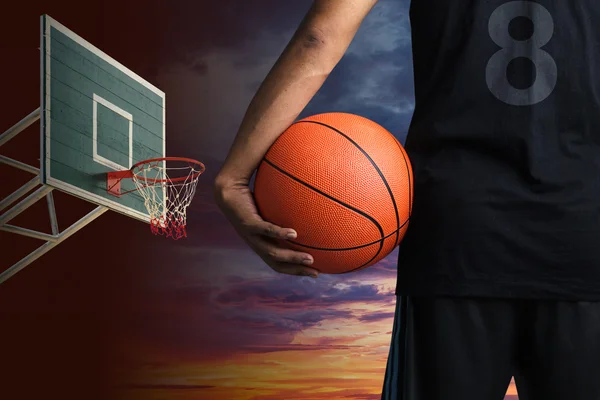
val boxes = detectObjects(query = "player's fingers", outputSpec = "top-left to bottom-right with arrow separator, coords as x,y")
248,220 -> 298,240
262,244 -> 314,266
247,236 -> 317,276
270,262 -> 320,278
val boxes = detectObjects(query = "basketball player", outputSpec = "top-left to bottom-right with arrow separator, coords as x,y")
214,0 -> 600,398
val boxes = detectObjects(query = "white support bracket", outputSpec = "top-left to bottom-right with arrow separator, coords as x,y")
0,185 -> 54,227
0,206 -> 108,284
0,176 -> 39,213
0,108 -> 109,285
0,107 -> 40,147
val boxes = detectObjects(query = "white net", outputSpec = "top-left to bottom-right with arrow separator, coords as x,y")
131,159 -> 204,240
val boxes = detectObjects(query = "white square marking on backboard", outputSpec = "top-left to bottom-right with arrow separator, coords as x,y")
92,93 -> 133,171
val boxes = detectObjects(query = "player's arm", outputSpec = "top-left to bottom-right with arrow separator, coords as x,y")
214,0 -> 377,278
215,0 -> 378,188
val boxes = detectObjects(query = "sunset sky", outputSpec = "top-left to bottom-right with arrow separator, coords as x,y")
0,0 -> 519,398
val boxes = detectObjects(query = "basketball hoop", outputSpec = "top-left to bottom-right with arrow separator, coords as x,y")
107,157 -> 205,240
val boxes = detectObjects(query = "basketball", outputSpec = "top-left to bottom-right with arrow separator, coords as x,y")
254,112 -> 413,274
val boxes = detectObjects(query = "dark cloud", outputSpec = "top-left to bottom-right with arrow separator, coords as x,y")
109,272 -> 396,364
218,307 -> 354,336
358,311 -> 396,323
341,250 -> 400,282
214,277 -> 388,309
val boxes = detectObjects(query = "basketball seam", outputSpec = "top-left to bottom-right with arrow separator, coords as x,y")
296,119 -> 401,246
290,218 -> 409,251
261,159 -> 385,269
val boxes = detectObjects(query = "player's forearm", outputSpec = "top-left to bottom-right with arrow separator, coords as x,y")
215,0 -> 376,188
216,34 -> 340,187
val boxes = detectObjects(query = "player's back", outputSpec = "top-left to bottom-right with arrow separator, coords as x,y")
397,0 -> 600,299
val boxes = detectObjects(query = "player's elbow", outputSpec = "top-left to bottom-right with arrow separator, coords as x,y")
295,25 -> 346,75
299,26 -> 328,50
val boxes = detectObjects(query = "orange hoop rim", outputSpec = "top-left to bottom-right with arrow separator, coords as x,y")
131,157 -> 206,184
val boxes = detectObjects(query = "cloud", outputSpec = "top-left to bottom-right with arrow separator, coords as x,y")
358,311 -> 396,323
112,265 -> 397,364
213,276 -> 390,310
346,0 -> 412,57
208,277 -> 390,342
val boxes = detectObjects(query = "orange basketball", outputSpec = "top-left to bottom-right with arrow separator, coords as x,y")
254,112 -> 413,274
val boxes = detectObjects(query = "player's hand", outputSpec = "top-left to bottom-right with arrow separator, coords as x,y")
214,179 -> 319,278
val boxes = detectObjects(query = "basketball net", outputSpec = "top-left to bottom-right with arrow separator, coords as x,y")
131,159 -> 203,240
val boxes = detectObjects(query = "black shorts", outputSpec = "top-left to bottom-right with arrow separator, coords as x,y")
381,296 -> 600,400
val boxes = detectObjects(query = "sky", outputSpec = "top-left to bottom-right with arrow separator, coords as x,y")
0,0 -> 519,399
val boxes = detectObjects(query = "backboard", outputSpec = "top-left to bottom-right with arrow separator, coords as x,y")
40,14 -> 165,222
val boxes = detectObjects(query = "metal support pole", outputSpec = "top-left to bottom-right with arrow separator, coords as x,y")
0,107 -> 112,285
0,177 -> 40,213
0,206 -> 109,284
0,224 -> 58,242
0,108 -> 40,148
0,185 -> 53,227
0,155 -> 40,175
46,192 -> 59,235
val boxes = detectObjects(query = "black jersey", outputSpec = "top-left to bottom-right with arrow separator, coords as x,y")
396,0 -> 600,300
